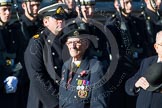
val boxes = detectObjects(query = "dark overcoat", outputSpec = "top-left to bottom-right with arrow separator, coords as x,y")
125,55 -> 162,108
59,57 -> 109,108
24,28 -> 63,108
0,23 -> 21,108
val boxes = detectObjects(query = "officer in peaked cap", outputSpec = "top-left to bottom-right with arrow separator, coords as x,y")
38,2 -> 68,19
24,2 -> 67,108
59,28 -> 109,108
0,0 -> 24,108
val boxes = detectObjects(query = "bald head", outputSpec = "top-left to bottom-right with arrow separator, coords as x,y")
156,31 -> 162,43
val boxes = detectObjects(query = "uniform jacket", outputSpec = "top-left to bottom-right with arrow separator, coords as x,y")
24,28 -> 63,108
138,8 -> 162,56
125,55 -> 162,108
107,12 -> 148,59
59,56 -> 109,108
0,23 -> 22,108
0,23 -> 20,89
106,12 -> 148,108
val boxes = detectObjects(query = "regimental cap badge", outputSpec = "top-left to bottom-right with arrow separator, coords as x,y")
73,30 -> 79,36
56,6 -> 65,14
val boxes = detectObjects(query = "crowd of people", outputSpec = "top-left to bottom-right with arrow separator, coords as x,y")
0,0 -> 162,108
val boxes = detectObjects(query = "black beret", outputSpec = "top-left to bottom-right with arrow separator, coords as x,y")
61,28 -> 98,48
143,62 -> 162,91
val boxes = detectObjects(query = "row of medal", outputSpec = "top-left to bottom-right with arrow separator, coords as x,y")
76,79 -> 90,98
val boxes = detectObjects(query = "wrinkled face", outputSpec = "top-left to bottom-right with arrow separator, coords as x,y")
120,0 -> 132,14
22,1 -> 40,18
44,16 -> 65,34
66,38 -> 89,60
154,32 -> 162,58
0,6 -> 11,23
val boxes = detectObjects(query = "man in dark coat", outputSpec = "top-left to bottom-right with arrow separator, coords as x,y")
125,30 -> 162,108
138,0 -> 162,56
24,3 -> 68,108
106,0 -> 148,108
0,0 -> 22,108
62,0 -> 78,20
59,29 -> 109,108
14,0 -> 43,107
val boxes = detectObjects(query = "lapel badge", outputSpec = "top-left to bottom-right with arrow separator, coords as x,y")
80,70 -> 87,77
33,34 -> 39,39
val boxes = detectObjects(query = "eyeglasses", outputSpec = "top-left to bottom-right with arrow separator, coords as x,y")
66,40 -> 86,46
156,43 -> 162,46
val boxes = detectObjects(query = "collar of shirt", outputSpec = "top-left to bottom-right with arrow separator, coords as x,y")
157,58 -> 162,63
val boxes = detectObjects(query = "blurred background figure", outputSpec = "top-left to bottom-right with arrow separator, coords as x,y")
62,0 -> 77,19
13,0 -> 43,108
139,0 -> 162,56
106,0 -> 149,108
0,0 -> 23,108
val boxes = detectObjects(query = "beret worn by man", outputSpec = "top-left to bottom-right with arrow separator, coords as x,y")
24,2 -> 67,108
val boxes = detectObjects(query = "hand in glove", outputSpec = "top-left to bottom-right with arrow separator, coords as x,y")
3,76 -> 18,93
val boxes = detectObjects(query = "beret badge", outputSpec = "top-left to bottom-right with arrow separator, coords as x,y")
73,31 -> 79,36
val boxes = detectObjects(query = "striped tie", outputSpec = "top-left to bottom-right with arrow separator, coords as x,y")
67,62 -> 77,88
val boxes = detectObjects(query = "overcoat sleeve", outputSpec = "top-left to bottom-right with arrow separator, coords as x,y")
24,37 -> 58,107
125,59 -> 145,96
90,59 -> 109,108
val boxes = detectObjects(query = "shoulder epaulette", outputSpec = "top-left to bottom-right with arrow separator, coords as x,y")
33,34 -> 40,39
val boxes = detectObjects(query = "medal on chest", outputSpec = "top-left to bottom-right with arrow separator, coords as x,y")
76,79 -> 90,98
